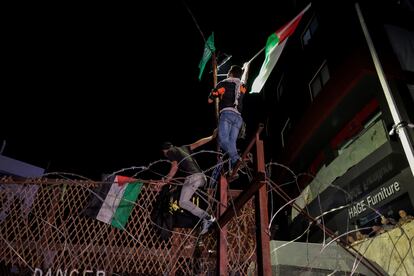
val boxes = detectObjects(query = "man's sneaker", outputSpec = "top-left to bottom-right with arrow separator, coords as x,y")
200,216 -> 216,235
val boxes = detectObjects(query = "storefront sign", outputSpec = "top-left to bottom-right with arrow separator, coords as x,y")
348,181 -> 401,219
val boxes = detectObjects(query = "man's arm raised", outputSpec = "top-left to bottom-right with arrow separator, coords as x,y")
189,129 -> 217,151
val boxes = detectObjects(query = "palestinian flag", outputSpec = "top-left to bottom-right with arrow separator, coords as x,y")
84,175 -> 143,229
250,3 -> 311,93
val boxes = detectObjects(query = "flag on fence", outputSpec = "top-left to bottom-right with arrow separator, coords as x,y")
83,175 -> 143,229
198,32 -> 215,80
250,3 -> 311,93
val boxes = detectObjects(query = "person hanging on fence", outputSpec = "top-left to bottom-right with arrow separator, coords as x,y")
158,129 -> 217,235
208,62 -> 250,176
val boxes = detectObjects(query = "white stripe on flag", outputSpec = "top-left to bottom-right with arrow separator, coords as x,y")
96,177 -> 127,224
250,39 -> 288,93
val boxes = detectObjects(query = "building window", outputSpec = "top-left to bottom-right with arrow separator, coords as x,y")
309,60 -> 330,101
276,74 -> 286,102
301,15 -> 319,48
281,117 -> 291,148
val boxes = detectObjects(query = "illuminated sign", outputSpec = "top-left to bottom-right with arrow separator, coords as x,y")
348,181 -> 401,219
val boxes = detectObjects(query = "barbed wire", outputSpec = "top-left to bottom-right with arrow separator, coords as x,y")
1,149 -> 413,275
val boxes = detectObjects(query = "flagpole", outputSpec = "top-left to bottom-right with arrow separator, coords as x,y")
212,53 -> 219,122
182,0 -> 206,43
356,2 -> 414,177
212,51 -> 222,157
248,47 -> 265,64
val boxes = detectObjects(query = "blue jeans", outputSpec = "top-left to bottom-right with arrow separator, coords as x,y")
218,110 -> 243,167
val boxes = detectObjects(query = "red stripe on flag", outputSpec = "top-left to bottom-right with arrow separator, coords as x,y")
276,4 -> 311,42
116,175 -> 137,187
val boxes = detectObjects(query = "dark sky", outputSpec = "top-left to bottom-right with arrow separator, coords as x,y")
2,1 -> 295,179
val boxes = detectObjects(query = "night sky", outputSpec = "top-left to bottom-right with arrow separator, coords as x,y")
2,1 -> 296,179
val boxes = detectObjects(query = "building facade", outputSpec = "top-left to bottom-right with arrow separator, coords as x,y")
254,0 -> 414,241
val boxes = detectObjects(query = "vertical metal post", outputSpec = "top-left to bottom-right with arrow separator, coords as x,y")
212,52 -> 219,122
254,135 -> 271,275
212,52 -> 222,156
356,2 -> 414,177
217,175 -> 228,276
213,49 -> 226,275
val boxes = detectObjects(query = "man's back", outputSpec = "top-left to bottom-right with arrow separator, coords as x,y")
167,145 -> 202,175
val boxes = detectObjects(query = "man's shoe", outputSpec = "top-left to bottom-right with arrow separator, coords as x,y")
200,216 -> 216,235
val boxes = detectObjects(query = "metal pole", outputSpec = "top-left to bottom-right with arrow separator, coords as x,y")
212,52 -> 219,122
212,52 -> 222,157
217,175 -> 228,276
356,2 -> 414,177
255,136 -> 271,275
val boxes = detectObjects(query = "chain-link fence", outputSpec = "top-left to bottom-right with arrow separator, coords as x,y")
0,177 -> 256,275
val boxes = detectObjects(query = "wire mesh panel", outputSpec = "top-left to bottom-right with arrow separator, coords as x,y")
0,178 -> 256,275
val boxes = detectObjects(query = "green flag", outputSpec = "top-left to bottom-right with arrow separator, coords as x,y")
198,32 -> 215,80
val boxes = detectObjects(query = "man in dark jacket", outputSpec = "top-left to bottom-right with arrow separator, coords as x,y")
160,130 -> 217,235
208,63 -> 250,172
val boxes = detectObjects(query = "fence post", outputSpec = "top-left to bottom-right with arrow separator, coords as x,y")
217,175 -> 228,276
255,136 -> 271,275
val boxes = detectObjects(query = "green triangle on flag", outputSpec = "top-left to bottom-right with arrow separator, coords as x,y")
84,175 -> 143,230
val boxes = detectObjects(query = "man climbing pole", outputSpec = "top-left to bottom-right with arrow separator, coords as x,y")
208,62 -> 250,176
158,129 -> 217,235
